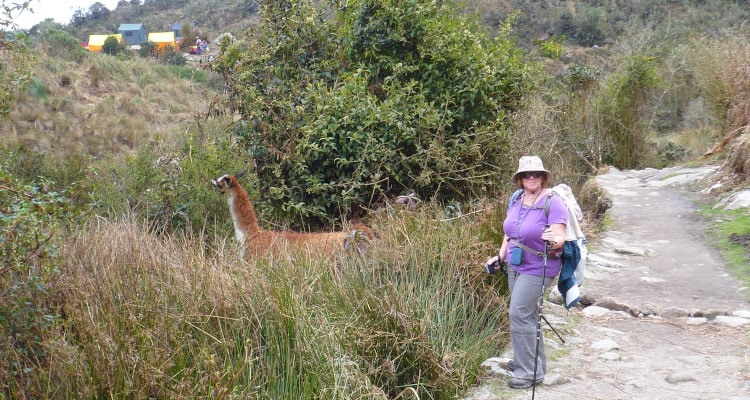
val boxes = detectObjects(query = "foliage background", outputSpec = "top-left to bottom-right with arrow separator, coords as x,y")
1,0 -> 749,398
215,0 -> 531,228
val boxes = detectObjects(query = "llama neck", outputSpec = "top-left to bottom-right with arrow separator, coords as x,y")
227,185 -> 260,242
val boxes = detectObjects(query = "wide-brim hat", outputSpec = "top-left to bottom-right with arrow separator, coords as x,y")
512,155 -> 552,185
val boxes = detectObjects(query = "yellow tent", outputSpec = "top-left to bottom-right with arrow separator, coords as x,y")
148,32 -> 177,51
87,34 -> 123,52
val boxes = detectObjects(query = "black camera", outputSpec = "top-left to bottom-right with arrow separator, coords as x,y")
485,259 -> 502,275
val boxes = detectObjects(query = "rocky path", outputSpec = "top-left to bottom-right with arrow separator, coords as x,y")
465,165 -> 750,400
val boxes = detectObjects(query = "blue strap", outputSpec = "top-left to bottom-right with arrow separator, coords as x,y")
507,188 -> 523,213
508,188 -> 555,218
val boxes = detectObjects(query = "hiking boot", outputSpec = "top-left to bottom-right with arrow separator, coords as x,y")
504,359 -> 515,371
508,377 -> 543,389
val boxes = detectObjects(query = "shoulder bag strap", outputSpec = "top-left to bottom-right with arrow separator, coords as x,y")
508,238 -> 544,257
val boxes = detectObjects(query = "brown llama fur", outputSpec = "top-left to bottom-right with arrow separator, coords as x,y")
211,173 -> 375,260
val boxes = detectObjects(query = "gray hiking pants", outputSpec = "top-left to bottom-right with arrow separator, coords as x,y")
507,267 -> 554,381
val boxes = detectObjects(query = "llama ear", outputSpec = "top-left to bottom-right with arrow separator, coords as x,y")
235,170 -> 247,179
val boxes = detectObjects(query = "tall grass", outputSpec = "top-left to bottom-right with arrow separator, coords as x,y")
15,203 -> 508,399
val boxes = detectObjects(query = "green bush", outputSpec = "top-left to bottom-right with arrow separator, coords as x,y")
656,141 -> 690,166
215,0 -> 532,228
556,6 -> 605,47
537,34 -> 566,59
0,30 -> 34,119
159,47 -> 186,66
597,54 -> 661,169
138,40 -> 156,58
87,130 -> 245,237
0,164 -> 78,396
37,29 -> 88,61
178,21 -> 196,52
102,36 -> 125,56
0,145 -> 89,198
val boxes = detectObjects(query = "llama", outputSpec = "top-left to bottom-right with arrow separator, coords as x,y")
211,172 -> 374,260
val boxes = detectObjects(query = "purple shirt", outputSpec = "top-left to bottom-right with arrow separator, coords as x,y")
503,193 -> 568,277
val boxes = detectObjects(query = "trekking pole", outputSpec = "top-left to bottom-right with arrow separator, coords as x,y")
541,315 -> 565,344
531,225 -> 551,400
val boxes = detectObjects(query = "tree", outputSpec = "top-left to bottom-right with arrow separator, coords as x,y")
102,35 -> 124,55
178,21 -> 194,52
88,2 -> 111,19
70,8 -> 86,26
215,0 -> 532,228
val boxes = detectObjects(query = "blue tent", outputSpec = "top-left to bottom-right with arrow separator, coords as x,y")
171,22 -> 183,39
118,23 -> 147,46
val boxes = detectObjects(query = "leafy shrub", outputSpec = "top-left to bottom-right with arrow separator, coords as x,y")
102,36 -> 125,55
159,48 -> 186,66
0,164 -> 77,396
656,141 -> 690,166
87,130 -> 245,236
567,65 -> 600,92
137,42 -> 185,65
0,30 -> 34,119
37,29 -> 88,61
178,21 -> 196,52
138,40 -> 156,58
0,145 -> 89,197
215,0 -> 532,228
537,34 -> 566,59
597,54 -> 661,169
556,6 -> 605,47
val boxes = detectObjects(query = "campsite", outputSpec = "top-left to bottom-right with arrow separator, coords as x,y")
84,23 -> 184,55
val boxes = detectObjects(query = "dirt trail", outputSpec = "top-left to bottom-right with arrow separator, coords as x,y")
465,165 -> 750,400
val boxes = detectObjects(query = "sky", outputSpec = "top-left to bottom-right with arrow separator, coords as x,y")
12,0 -> 121,29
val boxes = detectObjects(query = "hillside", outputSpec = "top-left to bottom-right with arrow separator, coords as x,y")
30,0 -> 260,44
35,1 -> 750,51
7,51 -> 222,157
8,0 -> 750,202
8,0 -> 750,185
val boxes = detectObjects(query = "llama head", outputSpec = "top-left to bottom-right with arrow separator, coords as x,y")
211,174 -> 236,193
210,171 -> 246,193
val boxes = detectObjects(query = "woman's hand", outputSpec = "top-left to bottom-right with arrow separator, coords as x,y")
486,255 -> 500,265
542,224 -> 566,249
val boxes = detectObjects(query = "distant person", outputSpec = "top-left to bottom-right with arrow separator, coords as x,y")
196,36 -> 202,55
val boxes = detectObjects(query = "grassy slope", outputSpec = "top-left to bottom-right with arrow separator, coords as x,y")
61,1 -> 750,51
6,52 -> 218,158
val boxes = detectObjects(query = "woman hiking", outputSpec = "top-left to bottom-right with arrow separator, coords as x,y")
486,155 -> 568,389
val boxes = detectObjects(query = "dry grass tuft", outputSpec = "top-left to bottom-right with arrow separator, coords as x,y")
687,34 -> 750,179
